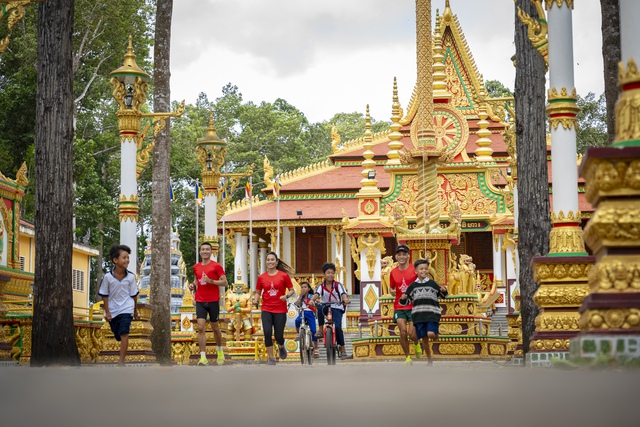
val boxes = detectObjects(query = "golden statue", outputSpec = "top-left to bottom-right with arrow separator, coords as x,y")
225,282 -> 253,341
380,256 -> 394,296
447,253 -> 477,296
331,124 -> 341,153
263,155 -> 275,188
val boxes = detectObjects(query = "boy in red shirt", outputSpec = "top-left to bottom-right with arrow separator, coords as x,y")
189,242 -> 228,365
389,245 -> 422,364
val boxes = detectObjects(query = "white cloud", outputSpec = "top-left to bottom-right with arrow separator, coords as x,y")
170,0 -> 604,123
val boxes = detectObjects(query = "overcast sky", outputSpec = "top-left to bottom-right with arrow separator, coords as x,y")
170,0 -> 604,123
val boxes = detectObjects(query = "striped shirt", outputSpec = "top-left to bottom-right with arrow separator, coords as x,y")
405,278 -> 448,324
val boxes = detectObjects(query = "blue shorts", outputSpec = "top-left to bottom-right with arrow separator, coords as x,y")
295,310 -> 317,342
415,321 -> 439,340
109,313 -> 133,341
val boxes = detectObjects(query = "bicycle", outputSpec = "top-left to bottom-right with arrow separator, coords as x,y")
289,302 -> 314,365
315,302 -> 340,365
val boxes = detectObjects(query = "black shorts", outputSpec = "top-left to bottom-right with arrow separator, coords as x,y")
195,301 -> 220,322
109,313 -> 133,342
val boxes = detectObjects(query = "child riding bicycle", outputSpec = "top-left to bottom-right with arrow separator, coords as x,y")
294,281 -> 319,358
311,263 -> 350,360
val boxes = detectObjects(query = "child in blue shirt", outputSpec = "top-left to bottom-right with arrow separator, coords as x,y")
294,281 -> 319,358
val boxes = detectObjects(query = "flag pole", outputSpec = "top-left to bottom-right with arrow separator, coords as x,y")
276,177 -> 280,257
195,180 -> 200,263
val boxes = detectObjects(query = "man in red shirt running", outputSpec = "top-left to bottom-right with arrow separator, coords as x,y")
389,245 -> 422,364
189,242 -> 228,366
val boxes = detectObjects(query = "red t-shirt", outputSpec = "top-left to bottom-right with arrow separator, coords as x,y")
390,264 -> 417,310
256,270 -> 293,313
193,261 -> 225,303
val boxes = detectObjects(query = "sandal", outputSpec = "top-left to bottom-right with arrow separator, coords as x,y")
314,331 -> 323,338
313,349 -> 320,358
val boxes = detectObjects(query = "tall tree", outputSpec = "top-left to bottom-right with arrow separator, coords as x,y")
149,0 -> 174,365
600,0 -> 621,144
514,0 -> 550,359
31,0 -> 80,366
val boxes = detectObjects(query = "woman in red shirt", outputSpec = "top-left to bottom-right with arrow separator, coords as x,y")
253,251 -> 294,365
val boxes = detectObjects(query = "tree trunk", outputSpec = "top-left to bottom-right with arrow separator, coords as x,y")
31,0 -> 80,366
514,0 -> 550,359
600,0 -> 621,144
149,0 -> 174,365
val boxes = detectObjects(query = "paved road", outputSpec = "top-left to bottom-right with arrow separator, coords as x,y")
1,361 -> 636,426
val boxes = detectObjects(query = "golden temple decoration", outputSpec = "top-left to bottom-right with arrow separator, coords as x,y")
265,227 -> 278,253
386,77 -> 404,165
544,0 -> 574,9
581,158 -> 640,205
412,0 -> 435,149
432,11 -> 450,102
547,87 -> 579,131
517,0 -> 549,70
350,238 -> 361,281
580,308 -> 640,330
0,1 -> 46,54
530,339 -> 570,351
330,124 -> 342,153
276,159 -> 332,187
533,261 -> 592,282
439,343 -> 475,355
583,203 -> 640,251
614,58 -> 640,145
118,194 -> 139,222
589,258 -> 640,293
533,285 -> 590,306
474,101 -> 494,162
447,253 -> 477,296
549,210 -> 586,254
534,313 -> 580,331
357,234 -> 385,279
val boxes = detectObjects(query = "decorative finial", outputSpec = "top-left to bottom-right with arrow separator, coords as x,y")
387,77 -> 404,165
109,34 -> 150,81
474,103 -> 494,162
358,104 -> 379,195
433,12 -> 450,102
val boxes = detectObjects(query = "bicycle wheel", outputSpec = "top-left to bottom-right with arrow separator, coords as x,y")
325,327 -> 335,365
299,327 -> 308,365
304,330 -> 313,366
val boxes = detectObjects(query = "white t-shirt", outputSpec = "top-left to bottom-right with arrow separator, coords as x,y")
315,281 -> 347,311
98,270 -> 139,318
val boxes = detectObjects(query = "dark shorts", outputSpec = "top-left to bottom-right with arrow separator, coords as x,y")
195,301 -> 220,322
109,313 -> 133,342
415,322 -> 439,340
393,309 -> 413,323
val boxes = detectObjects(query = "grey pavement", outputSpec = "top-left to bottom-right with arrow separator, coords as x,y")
1,361 -> 636,426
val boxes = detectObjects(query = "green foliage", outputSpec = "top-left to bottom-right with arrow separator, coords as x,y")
485,80 -> 513,98
576,92 -> 608,154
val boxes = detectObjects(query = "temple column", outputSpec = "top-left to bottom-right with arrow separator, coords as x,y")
119,136 -> 139,275
529,1 -> 594,366
282,227 -> 292,267
344,234 -> 353,293
250,235 -> 258,291
233,231 -> 243,283
571,1 -> 640,364
259,240 -> 268,274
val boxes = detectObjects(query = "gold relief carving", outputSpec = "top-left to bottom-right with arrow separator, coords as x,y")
533,285 -> 590,306
535,313 -> 580,331
533,262 -> 592,282
615,58 -> 640,144
172,341 -> 192,365
591,260 -> 640,292
583,159 -> 640,202
550,210 -> 582,224
489,344 -> 506,355
382,344 -> 403,356
380,304 -> 391,317
355,345 -> 369,357
439,343 -> 475,355
439,324 -> 463,335
480,342 -> 488,357
547,87 -> 579,131
386,175 -> 419,218
545,0 -> 574,9
530,339 -> 570,351
584,203 -> 640,248
582,309 -> 640,330
350,238 -> 361,281
441,174 -> 498,215
357,234 -> 384,279
517,1 -> 548,69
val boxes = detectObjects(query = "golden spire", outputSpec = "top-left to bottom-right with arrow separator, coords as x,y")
412,0 -> 436,149
387,77 -> 404,165
109,35 -> 150,82
475,84 -> 493,161
433,9 -> 450,102
197,110 -> 226,149
358,105 -> 380,196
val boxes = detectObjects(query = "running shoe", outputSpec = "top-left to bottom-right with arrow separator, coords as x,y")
414,343 -> 423,358
403,355 -> 412,365
197,355 -> 209,366
216,349 -> 225,366
340,350 -> 348,360
266,358 -> 276,366
314,331 -> 323,338
279,345 -> 288,360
